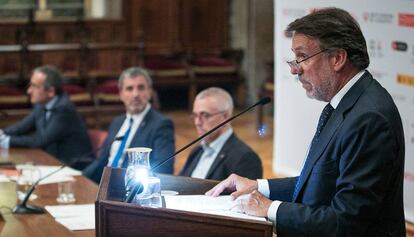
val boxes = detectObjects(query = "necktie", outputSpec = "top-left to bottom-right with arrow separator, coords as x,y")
111,118 -> 133,168
42,108 -> 48,128
292,103 -> 334,201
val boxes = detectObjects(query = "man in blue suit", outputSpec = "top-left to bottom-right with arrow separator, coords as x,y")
206,8 -> 405,237
83,67 -> 175,183
0,65 -> 92,167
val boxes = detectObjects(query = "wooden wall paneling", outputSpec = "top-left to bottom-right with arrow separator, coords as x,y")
86,20 -> 126,43
0,53 -> 20,81
0,24 -> 20,44
180,0 -> 229,51
128,0 -> 180,53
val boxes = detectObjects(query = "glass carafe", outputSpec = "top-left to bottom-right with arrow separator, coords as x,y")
124,147 -> 161,207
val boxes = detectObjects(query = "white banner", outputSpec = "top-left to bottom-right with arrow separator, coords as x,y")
274,0 -> 414,222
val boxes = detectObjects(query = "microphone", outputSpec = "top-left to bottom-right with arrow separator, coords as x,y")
12,135 -> 124,214
124,97 -> 272,203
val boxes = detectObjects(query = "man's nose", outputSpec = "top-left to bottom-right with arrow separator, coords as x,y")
194,116 -> 203,126
132,88 -> 140,96
290,65 -> 301,75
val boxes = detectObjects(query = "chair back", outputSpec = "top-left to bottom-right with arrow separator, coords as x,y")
88,129 -> 108,157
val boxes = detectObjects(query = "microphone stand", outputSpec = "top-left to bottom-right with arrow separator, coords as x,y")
12,136 -> 123,214
124,97 -> 271,203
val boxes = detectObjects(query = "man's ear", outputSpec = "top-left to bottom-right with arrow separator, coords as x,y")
46,87 -> 56,99
332,49 -> 348,71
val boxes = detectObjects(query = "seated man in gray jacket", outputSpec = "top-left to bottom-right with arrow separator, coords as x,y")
0,65 -> 93,168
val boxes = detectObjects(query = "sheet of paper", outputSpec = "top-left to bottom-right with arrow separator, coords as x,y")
45,204 -> 95,231
164,195 -> 267,222
45,204 -> 94,218
0,174 -> 10,182
55,216 -> 95,231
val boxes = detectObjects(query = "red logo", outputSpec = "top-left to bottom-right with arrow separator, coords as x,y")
392,41 -> 408,51
399,13 -> 414,27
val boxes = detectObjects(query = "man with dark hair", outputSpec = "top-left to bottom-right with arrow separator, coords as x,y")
0,65 -> 93,167
83,67 -> 175,183
206,8 -> 405,237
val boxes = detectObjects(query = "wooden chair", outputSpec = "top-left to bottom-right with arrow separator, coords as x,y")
88,129 -> 108,157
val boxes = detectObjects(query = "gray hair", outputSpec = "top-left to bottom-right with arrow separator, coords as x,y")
196,87 -> 234,114
286,7 -> 369,70
118,67 -> 153,89
32,65 -> 63,95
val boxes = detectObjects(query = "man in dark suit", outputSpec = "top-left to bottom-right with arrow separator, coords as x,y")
83,67 -> 175,183
179,87 -> 262,180
0,65 -> 93,167
206,8 -> 405,237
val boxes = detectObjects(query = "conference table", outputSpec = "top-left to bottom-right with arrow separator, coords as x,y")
0,148 -> 97,237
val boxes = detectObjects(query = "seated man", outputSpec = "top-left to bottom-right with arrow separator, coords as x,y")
179,87 -> 262,180
0,65 -> 93,167
83,67 -> 175,183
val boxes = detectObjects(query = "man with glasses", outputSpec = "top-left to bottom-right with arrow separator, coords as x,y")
0,65 -> 93,168
83,67 -> 175,183
206,8 -> 405,237
179,87 -> 262,180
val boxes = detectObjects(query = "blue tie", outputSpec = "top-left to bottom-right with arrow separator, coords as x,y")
111,118 -> 133,168
292,103 -> 334,201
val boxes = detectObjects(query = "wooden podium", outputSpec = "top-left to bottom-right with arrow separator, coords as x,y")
96,167 -> 273,237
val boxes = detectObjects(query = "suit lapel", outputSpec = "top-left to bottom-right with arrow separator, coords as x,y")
293,72 -> 373,201
129,109 -> 152,147
205,134 -> 235,179
182,147 -> 204,176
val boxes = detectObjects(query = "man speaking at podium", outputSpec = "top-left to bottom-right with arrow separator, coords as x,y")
207,8 -> 405,237
83,67 -> 175,183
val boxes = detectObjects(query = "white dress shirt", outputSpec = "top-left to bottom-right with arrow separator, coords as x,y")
107,104 -> 151,167
191,128 -> 233,179
260,70 -> 365,228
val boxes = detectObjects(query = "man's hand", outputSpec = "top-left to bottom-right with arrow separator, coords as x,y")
232,190 -> 272,217
205,174 -> 258,199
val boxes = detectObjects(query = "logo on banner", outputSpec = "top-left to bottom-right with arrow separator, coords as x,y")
392,41 -> 408,52
368,39 -> 384,58
284,31 -> 293,38
396,74 -> 414,87
399,13 -> 414,27
363,12 -> 394,24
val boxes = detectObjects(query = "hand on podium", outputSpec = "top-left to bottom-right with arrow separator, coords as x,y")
205,174 -> 272,217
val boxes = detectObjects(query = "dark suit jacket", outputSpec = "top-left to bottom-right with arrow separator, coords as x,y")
179,133 -> 262,180
83,108 -> 175,183
3,94 -> 93,166
269,71 -> 405,237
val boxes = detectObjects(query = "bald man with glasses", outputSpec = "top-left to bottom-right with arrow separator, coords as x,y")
179,87 -> 262,180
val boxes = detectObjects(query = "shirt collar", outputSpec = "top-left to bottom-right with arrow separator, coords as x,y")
330,70 -> 365,109
126,103 -> 151,122
45,96 -> 58,111
202,128 -> 233,153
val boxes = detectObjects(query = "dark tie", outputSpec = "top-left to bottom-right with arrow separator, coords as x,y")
42,108 -> 48,128
292,103 -> 335,201
111,118 -> 133,168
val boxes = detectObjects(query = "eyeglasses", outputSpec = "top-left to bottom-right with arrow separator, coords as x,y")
190,111 -> 226,122
287,48 -> 329,70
